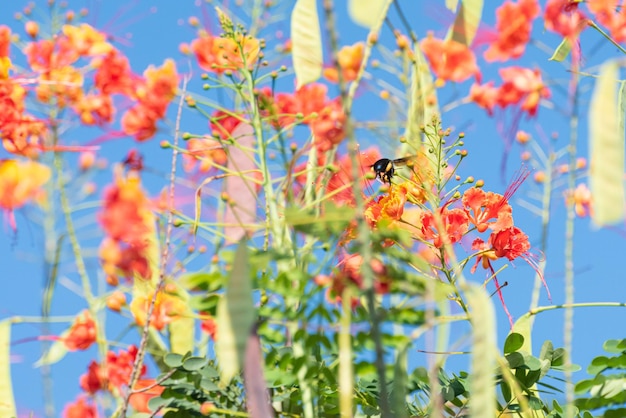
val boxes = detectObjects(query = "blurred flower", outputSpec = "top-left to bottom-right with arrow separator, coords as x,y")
210,110 -> 241,140
469,82 -> 499,115
310,99 -> 346,153
544,0 -> 587,38
587,0 -> 626,42
94,49 -> 135,96
483,0 -> 539,62
62,23 -> 113,57
0,25 -> 11,57
0,159 -> 50,229
201,314 -> 218,340
79,345 -> 146,395
498,66 -> 550,116
64,310 -> 97,351
72,93 -> 113,125
323,42 -> 364,83
565,183 -> 592,217
183,136 -> 228,173
130,291 -> 188,331
106,291 -> 127,312
191,33 -> 260,74
129,379 -> 164,413
420,35 -> 479,83
63,396 -> 99,418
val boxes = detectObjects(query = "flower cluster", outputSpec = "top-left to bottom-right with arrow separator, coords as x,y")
98,166 -> 157,285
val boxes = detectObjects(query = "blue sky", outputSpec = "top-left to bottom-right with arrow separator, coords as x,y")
1,0 -> 625,415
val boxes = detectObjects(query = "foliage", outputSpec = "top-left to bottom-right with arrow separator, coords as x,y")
1,1 -> 626,418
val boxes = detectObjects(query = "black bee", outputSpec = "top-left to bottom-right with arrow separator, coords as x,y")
371,156 -> 415,185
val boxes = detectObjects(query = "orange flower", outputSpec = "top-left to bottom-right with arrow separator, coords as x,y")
0,57 -> 10,79
565,183 -> 592,217
62,23 -> 113,57
420,35 -> 479,83
63,396 -> 99,418
183,136 -> 228,173
365,184 -> 407,228
323,42 -> 364,83
106,290 -> 127,312
121,104 -> 159,141
137,59 -> 179,114
25,37 -> 78,72
587,0 -> 626,42
0,159 -> 50,219
310,99 -> 346,153
35,65 -> 84,108
191,33 -> 260,74
469,82 -> 499,115
72,93 -> 114,125
497,67 -> 550,116
130,291 -> 188,331
0,25 -> 10,57
420,207 -> 470,248
483,0 -> 539,62
99,170 -> 154,246
64,310 -> 97,351
295,83 -> 328,119
462,188 -> 513,233
94,49 -> 135,96
99,237 -> 151,283
129,379 -> 165,413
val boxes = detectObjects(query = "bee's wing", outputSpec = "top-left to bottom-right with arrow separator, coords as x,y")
392,155 -> 416,167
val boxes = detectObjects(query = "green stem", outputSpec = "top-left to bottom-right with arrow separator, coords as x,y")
563,67 -> 580,418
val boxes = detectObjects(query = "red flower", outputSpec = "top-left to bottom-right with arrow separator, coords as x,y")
310,99 -> 346,153
94,49 -> 135,96
469,82 -> 499,115
491,226 -> 530,260
483,0 -> 539,62
587,0 -> 626,42
462,188 -> 513,233
80,361 -> 105,394
497,67 -> 550,116
210,110 -> 241,140
544,0 -> 587,38
420,35 -> 479,82
64,310 -> 97,351
0,25 -> 11,57
63,396 -> 99,418
420,207 -> 470,248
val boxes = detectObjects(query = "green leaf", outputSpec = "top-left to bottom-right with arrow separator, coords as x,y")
504,333 -> 525,354
464,284 -> 496,418
215,239 -> 256,384
549,38 -> 572,61
291,0 -> 322,89
511,313 -> 533,354
0,321 -> 16,418
348,0 -> 388,29
163,353 -> 184,368
34,333 -> 69,367
447,0 -> 483,47
182,356 -> 208,371
589,60 -> 626,226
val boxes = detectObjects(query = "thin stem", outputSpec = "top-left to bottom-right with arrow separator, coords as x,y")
118,76 -> 188,418
563,59 -> 579,418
